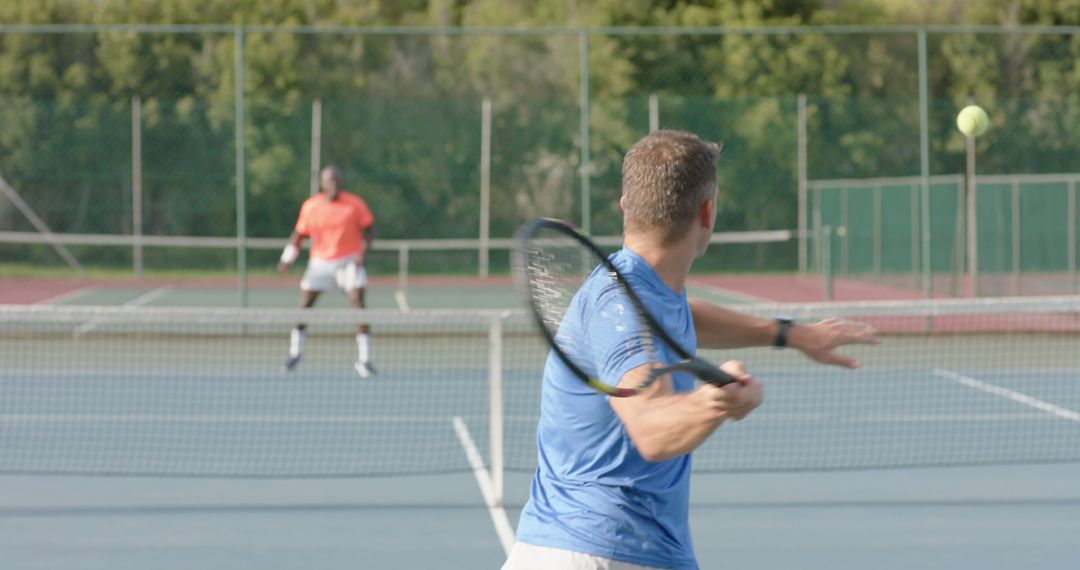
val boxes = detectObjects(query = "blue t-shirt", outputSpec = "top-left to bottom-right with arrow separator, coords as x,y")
515,247 -> 700,570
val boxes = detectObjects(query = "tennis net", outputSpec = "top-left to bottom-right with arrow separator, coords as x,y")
1,297 -> 1079,478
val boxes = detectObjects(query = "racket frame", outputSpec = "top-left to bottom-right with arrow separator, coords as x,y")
513,217 -> 735,397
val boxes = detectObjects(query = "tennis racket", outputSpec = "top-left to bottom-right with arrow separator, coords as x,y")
512,217 -> 736,397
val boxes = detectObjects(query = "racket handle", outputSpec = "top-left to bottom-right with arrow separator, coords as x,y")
653,358 -> 737,386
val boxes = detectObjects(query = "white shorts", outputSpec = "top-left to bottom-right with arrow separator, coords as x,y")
300,255 -> 367,292
502,542 -> 669,570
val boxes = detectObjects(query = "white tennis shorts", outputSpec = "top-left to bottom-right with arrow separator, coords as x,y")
502,542 -> 669,570
300,255 -> 367,292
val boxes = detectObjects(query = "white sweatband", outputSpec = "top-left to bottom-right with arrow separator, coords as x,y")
280,244 -> 299,264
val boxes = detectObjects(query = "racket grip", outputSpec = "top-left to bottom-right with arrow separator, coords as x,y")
661,358 -> 737,386
701,367 -> 737,387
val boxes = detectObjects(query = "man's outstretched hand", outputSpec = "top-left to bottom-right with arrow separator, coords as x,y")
787,317 -> 880,368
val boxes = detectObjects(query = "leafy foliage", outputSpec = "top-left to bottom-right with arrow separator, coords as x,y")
0,0 -> 1078,273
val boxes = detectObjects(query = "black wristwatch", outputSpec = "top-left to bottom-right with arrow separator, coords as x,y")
773,317 -> 794,348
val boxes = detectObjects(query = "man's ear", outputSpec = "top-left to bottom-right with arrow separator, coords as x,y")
698,198 -> 715,228
619,196 -> 627,212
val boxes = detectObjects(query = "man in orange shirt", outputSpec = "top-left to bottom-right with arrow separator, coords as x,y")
277,165 -> 377,378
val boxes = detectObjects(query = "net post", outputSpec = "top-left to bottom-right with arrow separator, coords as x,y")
132,95 -> 143,278
479,97 -> 492,279
488,312 -> 505,507
822,225 -> 833,300
797,93 -> 808,274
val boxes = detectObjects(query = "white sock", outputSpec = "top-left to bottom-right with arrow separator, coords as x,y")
357,333 -> 371,364
289,328 -> 305,358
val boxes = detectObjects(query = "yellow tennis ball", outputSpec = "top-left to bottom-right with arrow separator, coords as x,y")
957,105 -> 989,137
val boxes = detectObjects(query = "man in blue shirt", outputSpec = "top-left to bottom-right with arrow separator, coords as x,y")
505,130 -> 878,570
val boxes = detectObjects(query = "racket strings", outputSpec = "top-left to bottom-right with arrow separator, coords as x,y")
520,222 -> 672,394
526,250 -> 571,331
515,219 -> 732,396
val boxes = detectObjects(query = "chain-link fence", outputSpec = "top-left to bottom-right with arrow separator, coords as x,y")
1,26 -> 1078,301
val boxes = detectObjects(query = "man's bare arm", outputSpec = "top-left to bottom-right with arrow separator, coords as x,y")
609,361 -> 761,462
277,231 -> 305,276
358,225 -> 375,265
688,298 -> 879,368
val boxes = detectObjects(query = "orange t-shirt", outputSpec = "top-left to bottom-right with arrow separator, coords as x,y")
294,191 -> 375,261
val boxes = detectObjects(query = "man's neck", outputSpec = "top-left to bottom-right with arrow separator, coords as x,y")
622,232 -> 696,293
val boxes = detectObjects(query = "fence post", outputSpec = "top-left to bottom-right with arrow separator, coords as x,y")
480,97 -> 492,278
840,186 -> 849,275
579,30 -> 591,234
132,95 -> 143,278
952,177 -> 964,297
873,182 -> 882,281
812,185 -> 822,274
394,243 -> 409,311
964,135 -> 979,298
310,99 -> 321,196
918,28 -> 933,300
1069,179 -> 1077,294
1011,179 -> 1020,295
797,93 -> 808,274
910,183 -> 919,288
822,225 -> 834,300
234,25 -> 248,308
648,93 -> 659,133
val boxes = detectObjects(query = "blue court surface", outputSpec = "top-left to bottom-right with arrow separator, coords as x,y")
1,367 -> 1078,569
3,293 -> 1079,568
2,466 -> 1078,569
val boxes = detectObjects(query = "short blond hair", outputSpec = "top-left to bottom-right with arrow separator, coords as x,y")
621,130 -> 721,244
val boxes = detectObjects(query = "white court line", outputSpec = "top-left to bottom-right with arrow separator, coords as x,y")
73,286 -> 173,336
35,286 -> 97,305
452,416 -> 514,556
123,286 -> 174,307
0,414 -> 470,424
687,280 -> 771,303
394,289 -> 410,312
933,369 -> 1080,423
